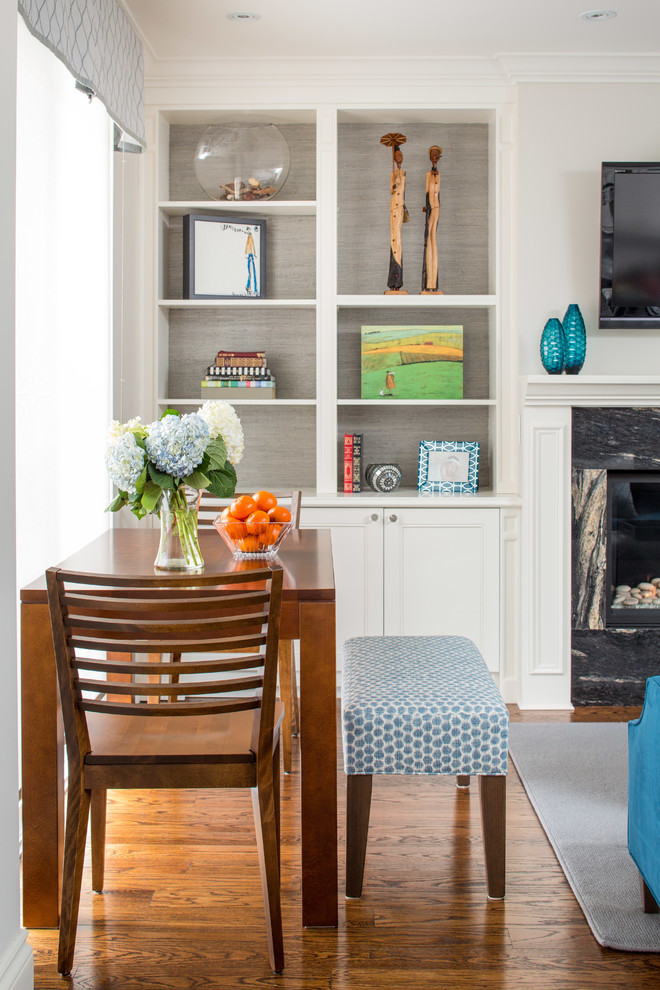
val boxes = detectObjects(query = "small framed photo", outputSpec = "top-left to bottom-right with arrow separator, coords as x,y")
417,440 -> 480,494
183,214 -> 266,300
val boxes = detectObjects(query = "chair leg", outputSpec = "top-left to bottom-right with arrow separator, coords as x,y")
456,774 -> 471,788
478,774 -> 506,899
90,789 -> 107,892
273,737 -> 281,874
290,650 -> 300,736
640,874 -> 660,913
279,640 -> 293,773
58,770 -> 91,976
252,772 -> 284,973
345,774 -> 373,898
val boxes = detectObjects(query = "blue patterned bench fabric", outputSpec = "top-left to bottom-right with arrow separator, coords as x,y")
342,635 -> 509,776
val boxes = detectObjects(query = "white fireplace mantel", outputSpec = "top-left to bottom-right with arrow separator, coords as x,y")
520,376 -> 660,709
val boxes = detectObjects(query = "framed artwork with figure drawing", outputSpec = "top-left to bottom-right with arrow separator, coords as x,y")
418,440 -> 480,494
183,214 -> 266,300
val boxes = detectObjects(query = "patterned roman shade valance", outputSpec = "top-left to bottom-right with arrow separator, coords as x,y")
18,0 -> 145,149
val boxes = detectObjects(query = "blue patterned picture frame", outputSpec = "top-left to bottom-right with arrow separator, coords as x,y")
417,440 -> 480,494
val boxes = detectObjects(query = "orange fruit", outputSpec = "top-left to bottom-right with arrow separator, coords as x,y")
262,523 -> 281,546
237,534 -> 260,553
252,490 -> 278,513
222,515 -> 246,541
268,505 -> 291,523
220,506 -> 234,521
230,494 -> 258,520
246,509 -> 269,536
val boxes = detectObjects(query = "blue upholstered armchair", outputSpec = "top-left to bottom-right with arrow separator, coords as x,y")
628,675 -> 660,913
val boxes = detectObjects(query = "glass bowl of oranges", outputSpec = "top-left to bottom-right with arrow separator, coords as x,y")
213,491 -> 293,559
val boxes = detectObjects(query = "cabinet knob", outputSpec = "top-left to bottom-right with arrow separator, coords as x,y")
370,513 -> 379,522
389,514 -> 398,523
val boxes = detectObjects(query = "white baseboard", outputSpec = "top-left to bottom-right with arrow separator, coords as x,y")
0,933 -> 33,990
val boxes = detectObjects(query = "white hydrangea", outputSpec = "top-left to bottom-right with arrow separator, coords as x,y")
107,416 -> 143,443
198,400 -> 244,465
105,432 -> 146,494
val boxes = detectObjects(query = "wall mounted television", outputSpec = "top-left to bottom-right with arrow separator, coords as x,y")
600,162 -> 660,329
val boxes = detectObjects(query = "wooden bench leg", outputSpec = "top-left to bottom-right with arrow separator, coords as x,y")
479,774 -> 506,899
346,774 -> 373,898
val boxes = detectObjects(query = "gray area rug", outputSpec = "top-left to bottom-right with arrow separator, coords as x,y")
508,721 -> 660,952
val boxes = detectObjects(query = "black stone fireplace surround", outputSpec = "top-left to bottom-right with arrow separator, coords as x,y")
572,407 -> 660,705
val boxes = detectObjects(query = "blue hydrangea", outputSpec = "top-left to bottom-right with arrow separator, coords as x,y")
105,432 -> 146,494
145,413 -> 210,479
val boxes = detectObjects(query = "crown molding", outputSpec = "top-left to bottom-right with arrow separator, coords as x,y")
499,52 -> 660,83
144,51 -> 660,100
144,55 -> 519,108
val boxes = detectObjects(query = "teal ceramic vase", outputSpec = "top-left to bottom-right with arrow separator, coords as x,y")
562,303 -> 586,375
540,318 -> 565,374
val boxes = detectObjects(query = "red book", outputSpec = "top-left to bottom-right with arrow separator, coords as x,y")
343,434 -> 354,493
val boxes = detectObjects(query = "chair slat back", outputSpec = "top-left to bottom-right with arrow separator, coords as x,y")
47,565 -> 283,762
197,490 -> 301,529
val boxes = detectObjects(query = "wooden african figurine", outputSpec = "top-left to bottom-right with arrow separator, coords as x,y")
380,132 -> 409,294
421,145 -> 443,294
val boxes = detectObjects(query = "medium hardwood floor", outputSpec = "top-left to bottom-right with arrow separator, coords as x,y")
27,706 -> 660,989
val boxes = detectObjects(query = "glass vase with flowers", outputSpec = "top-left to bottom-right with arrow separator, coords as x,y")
105,400 -> 244,571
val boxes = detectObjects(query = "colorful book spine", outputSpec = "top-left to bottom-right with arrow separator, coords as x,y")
206,365 -> 272,379
201,379 -> 276,388
215,350 -> 267,369
352,433 -> 362,492
343,434 -> 354,493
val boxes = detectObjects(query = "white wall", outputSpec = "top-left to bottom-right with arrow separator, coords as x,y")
517,81 -> 660,376
0,10 -> 33,990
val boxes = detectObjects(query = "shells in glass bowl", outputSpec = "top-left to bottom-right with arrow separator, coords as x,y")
194,123 -> 290,202
213,518 -> 293,559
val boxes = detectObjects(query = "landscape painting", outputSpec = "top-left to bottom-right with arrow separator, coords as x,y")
360,325 -> 464,400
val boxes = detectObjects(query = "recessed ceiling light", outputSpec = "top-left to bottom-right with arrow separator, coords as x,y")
226,11 -> 261,21
580,9 -> 617,21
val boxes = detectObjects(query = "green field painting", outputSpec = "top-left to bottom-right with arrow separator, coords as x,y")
361,325 -> 464,400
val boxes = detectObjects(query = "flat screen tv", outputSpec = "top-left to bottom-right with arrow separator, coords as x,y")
600,162 -> 660,329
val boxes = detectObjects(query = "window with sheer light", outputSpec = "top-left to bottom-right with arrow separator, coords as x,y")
16,17 -> 113,589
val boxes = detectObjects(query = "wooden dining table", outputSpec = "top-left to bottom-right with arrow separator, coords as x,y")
19,526 -> 337,930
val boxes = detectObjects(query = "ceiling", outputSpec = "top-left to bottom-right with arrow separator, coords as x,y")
121,0 -> 660,63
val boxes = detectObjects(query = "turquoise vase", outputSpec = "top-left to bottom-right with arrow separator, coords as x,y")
562,303 -> 586,375
540,318 -> 565,374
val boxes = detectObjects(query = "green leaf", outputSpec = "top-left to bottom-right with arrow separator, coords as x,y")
105,494 -> 125,512
134,465 -> 148,495
148,463 -> 176,489
185,469 -> 210,490
161,407 -> 181,419
141,480 -> 163,514
206,462 -> 238,498
204,435 -> 228,472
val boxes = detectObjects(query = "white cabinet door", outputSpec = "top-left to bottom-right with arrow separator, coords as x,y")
383,508 -> 500,671
301,508 -> 384,663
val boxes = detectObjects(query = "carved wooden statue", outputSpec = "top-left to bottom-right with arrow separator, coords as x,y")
421,145 -> 443,294
380,132 -> 409,294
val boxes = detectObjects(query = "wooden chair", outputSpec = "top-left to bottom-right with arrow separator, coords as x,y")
198,490 -> 301,773
46,564 -> 285,975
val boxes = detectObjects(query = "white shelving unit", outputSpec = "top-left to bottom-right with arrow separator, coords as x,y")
126,84 -> 521,699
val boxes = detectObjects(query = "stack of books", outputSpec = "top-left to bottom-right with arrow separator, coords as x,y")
201,350 -> 276,400
343,433 -> 362,493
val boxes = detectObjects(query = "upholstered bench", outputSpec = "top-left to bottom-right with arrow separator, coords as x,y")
341,635 -> 509,899
628,675 -> 660,913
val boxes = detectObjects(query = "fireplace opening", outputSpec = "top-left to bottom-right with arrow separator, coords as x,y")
607,471 -> 660,627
